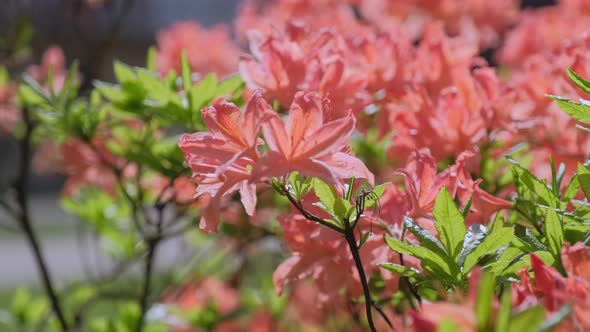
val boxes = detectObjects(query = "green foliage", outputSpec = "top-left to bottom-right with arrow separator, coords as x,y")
97,61 -> 244,131
510,157 -> 590,272
382,188 -> 515,291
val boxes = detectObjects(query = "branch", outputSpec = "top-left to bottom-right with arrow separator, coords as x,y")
281,188 -> 344,234
14,108 -> 69,331
280,184 -> 391,331
134,203 -> 165,332
344,229 -> 378,332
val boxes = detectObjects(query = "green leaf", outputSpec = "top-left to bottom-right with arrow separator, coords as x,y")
567,68 -> 590,94
146,46 -> 157,72
509,158 -> 558,208
359,231 -> 370,247
521,228 -> 549,252
537,304 -> 571,332
403,217 -> 448,257
288,172 -> 312,200
458,224 -> 488,268
312,177 -> 338,213
462,196 -> 473,219
437,320 -> 461,332
379,263 -> 424,279
433,187 -> 466,259
0,66 -> 10,84
384,236 -> 455,282
190,73 -> 218,110
113,61 -> 136,84
181,51 -> 192,97
508,305 -> 545,332
362,182 -> 390,210
463,222 -> 513,272
216,75 -> 244,97
562,174 -> 580,202
475,272 -> 495,331
544,208 -> 564,258
578,163 -> 590,199
495,284 -> 512,332
345,177 -> 355,201
550,95 -> 590,124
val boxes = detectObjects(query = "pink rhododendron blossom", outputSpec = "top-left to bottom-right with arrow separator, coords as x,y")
513,250 -> 590,331
395,148 -> 510,224
27,45 -> 68,92
240,23 -> 370,117
498,2 -> 590,67
179,92 -> 271,232
0,80 -> 18,135
156,21 -> 239,77
360,0 -> 519,48
252,91 -> 374,185
507,35 -> 590,182
59,138 -> 132,196
163,277 -> 240,332
274,205 -> 399,306
235,0 -> 367,42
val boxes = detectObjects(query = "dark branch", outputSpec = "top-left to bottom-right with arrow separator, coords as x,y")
14,108 -> 69,331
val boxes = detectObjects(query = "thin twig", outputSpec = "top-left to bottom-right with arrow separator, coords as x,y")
134,203 -> 165,332
281,185 -> 390,331
282,189 -> 344,233
14,108 -> 69,331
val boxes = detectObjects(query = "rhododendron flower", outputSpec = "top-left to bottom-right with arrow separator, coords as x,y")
240,23 -> 370,117
60,139 -> 123,196
252,92 -> 374,185
396,148 -> 510,224
179,92 -> 270,232
27,45 -> 68,92
507,35 -> 590,182
273,206 -> 399,306
156,21 -> 239,77
360,0 -> 518,48
513,250 -> 590,331
0,80 -> 18,135
163,277 -> 240,332
498,3 -> 590,67
235,0 -> 367,42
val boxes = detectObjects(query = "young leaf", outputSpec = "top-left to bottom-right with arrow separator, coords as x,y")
458,224 -> 488,268
562,174 -> 580,202
312,178 -> 339,214
146,46 -> 157,72
190,73 -> 218,110
577,163 -> 590,199
181,51 -> 192,96
508,305 -> 545,332
537,304 -> 572,332
378,263 -> 424,279
495,284 -> 511,332
403,217 -> 448,257
113,61 -> 136,84
509,158 -> 558,207
567,68 -> 590,94
549,95 -> 590,124
475,272 -> 495,331
433,187 -> 466,259
463,222 -> 513,272
544,208 -> 564,259
384,237 -> 455,281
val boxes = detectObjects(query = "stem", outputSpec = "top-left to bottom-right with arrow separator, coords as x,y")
135,239 -> 157,332
135,205 -> 164,332
15,108 -> 69,331
345,229 -> 378,332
